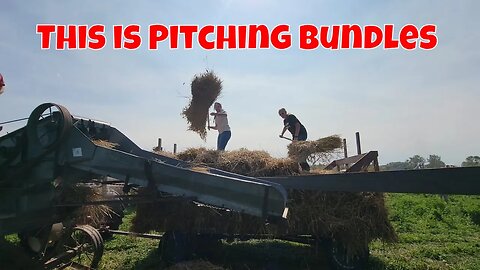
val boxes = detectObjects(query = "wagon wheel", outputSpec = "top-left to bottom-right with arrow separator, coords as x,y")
324,238 -> 369,270
65,225 -> 104,269
46,225 -> 104,269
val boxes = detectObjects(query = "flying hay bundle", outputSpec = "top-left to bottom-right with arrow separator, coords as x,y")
287,135 -> 343,162
182,71 -> 222,140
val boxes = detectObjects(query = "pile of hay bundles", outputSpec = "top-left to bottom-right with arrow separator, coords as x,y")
286,191 -> 397,255
287,135 -> 343,162
132,193 -> 269,236
182,71 -> 222,140
177,148 -> 300,177
133,147 -> 396,256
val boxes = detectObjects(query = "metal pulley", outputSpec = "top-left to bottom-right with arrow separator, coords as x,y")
26,103 -> 73,152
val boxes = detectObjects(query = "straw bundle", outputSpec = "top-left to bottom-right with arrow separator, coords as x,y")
132,194 -> 268,235
60,184 -> 115,227
93,139 -> 118,149
287,135 -> 343,162
182,71 -> 222,140
286,191 -> 397,255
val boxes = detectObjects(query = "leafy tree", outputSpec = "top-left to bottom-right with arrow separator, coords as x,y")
461,156 -> 480,167
426,154 -> 446,168
406,155 -> 425,169
382,161 -> 409,171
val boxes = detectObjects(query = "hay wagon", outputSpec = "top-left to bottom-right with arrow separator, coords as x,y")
134,147 -> 480,270
1,103 -> 479,269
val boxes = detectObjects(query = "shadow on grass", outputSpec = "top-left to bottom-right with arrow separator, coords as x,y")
133,238 -> 331,270
366,256 -> 390,270
213,239 -> 330,270
0,237 -> 43,270
133,247 -> 166,270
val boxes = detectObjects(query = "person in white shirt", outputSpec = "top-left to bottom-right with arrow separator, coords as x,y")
208,102 -> 231,151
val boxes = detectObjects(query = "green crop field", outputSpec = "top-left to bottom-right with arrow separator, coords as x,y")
368,194 -> 480,270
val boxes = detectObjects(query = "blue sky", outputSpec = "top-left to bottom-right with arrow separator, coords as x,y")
1,1 -> 479,165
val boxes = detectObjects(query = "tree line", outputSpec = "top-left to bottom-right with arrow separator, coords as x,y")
381,155 -> 480,171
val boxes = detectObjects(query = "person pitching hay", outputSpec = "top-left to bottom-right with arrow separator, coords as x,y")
208,102 -> 231,151
278,108 -> 310,171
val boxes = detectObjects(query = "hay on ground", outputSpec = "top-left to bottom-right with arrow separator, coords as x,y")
287,135 -> 343,162
182,71 -> 222,140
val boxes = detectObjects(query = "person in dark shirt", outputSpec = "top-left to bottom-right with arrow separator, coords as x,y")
278,108 -> 307,141
278,108 -> 310,171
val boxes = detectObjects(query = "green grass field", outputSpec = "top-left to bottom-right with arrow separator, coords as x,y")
2,194 -> 479,269
95,194 -> 480,270
367,194 -> 480,270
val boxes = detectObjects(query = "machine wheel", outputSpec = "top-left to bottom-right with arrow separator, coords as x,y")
49,225 -> 104,269
26,103 -> 72,150
69,225 -> 104,268
159,231 -> 193,264
324,238 -> 369,270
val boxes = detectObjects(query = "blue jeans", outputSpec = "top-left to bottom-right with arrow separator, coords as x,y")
217,131 -> 231,151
